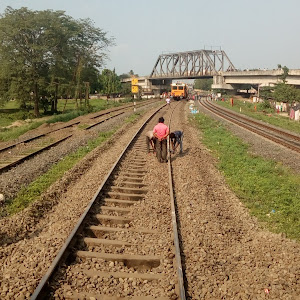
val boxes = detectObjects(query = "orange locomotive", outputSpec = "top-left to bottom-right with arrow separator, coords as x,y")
171,82 -> 188,100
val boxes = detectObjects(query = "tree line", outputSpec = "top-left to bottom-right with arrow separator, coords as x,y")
259,66 -> 300,104
0,7 -> 131,117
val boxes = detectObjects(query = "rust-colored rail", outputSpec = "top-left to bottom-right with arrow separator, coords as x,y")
0,99 -> 161,174
30,102 -> 186,299
0,134 -> 72,174
200,100 -> 300,153
0,98 -> 159,154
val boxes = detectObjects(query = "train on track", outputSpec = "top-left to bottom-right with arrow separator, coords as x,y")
171,82 -> 188,100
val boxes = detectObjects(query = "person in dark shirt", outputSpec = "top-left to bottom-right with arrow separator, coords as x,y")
169,130 -> 183,154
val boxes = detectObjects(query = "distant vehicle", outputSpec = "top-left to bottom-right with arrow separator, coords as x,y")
171,82 -> 188,100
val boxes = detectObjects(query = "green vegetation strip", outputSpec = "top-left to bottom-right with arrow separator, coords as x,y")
216,98 -> 300,134
0,121 -> 43,142
0,98 -> 133,142
7,130 -> 115,215
192,113 -> 300,241
7,111 -> 143,215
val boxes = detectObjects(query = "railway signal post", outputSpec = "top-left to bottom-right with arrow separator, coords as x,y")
131,77 -> 139,110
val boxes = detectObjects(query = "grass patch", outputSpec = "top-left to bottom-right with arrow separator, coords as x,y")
77,124 -> 89,130
46,110 -> 88,124
192,112 -> 300,241
0,108 -> 36,127
0,121 -> 44,142
125,112 -> 141,123
216,98 -> 300,134
7,130 -> 115,215
0,98 -> 134,142
6,109 -> 144,215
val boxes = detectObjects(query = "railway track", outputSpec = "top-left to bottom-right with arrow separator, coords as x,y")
30,104 -> 186,299
0,99 -> 160,174
199,99 -> 300,153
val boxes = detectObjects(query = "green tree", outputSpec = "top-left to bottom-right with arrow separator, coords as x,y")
273,83 -> 300,104
194,78 -> 213,90
99,69 -> 121,96
271,66 -> 300,103
0,7 -> 112,116
119,73 -> 131,80
279,66 -> 289,83
120,82 -> 131,96
259,86 -> 273,100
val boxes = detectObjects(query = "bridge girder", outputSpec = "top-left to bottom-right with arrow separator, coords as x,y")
150,50 -> 236,79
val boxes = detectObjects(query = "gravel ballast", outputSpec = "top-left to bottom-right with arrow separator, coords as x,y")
170,101 -> 300,299
0,100 -> 299,299
0,104 -> 165,299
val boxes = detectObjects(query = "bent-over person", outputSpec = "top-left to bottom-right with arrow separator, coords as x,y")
170,130 -> 183,154
145,130 -> 156,154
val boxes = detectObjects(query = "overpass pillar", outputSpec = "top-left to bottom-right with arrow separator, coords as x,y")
149,79 -> 172,96
212,75 -> 234,90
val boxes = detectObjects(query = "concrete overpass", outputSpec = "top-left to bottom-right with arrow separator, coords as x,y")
123,69 -> 300,95
213,69 -> 300,90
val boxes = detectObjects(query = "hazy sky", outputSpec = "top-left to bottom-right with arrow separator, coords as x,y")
0,0 -> 299,76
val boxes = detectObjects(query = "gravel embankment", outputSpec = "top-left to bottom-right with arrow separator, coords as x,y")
196,100 -> 300,174
1,99 -> 300,299
171,101 -> 300,299
0,103 -> 158,206
0,104 -> 165,300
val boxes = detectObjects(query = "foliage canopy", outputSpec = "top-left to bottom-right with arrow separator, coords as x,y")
260,66 -> 300,104
0,7 -> 113,116
194,78 -> 213,91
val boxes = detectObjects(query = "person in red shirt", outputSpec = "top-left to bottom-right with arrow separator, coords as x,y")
153,117 -> 169,162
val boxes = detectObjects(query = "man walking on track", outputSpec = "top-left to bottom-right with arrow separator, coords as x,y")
153,117 -> 169,163
166,96 -> 171,106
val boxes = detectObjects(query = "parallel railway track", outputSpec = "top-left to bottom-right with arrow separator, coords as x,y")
30,104 -> 186,299
199,99 -> 300,153
0,99 -> 160,174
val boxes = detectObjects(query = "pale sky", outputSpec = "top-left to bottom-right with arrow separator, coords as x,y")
0,0 -> 299,76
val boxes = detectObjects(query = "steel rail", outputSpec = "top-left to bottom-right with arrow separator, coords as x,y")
0,121 -> 82,154
1,102 -> 159,174
0,133 -> 46,153
200,100 -> 300,153
85,99 -> 160,130
0,99 -> 159,154
167,102 -> 186,300
84,111 -> 125,130
30,103 -> 166,300
0,134 -> 73,174
90,98 -> 159,119
207,100 -> 300,142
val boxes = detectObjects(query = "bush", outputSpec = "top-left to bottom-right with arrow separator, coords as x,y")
258,100 -> 272,110
46,110 -> 87,123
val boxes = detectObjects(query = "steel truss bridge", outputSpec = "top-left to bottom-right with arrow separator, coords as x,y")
150,50 -> 236,80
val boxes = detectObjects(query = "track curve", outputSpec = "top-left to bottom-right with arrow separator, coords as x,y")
199,99 -> 300,153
